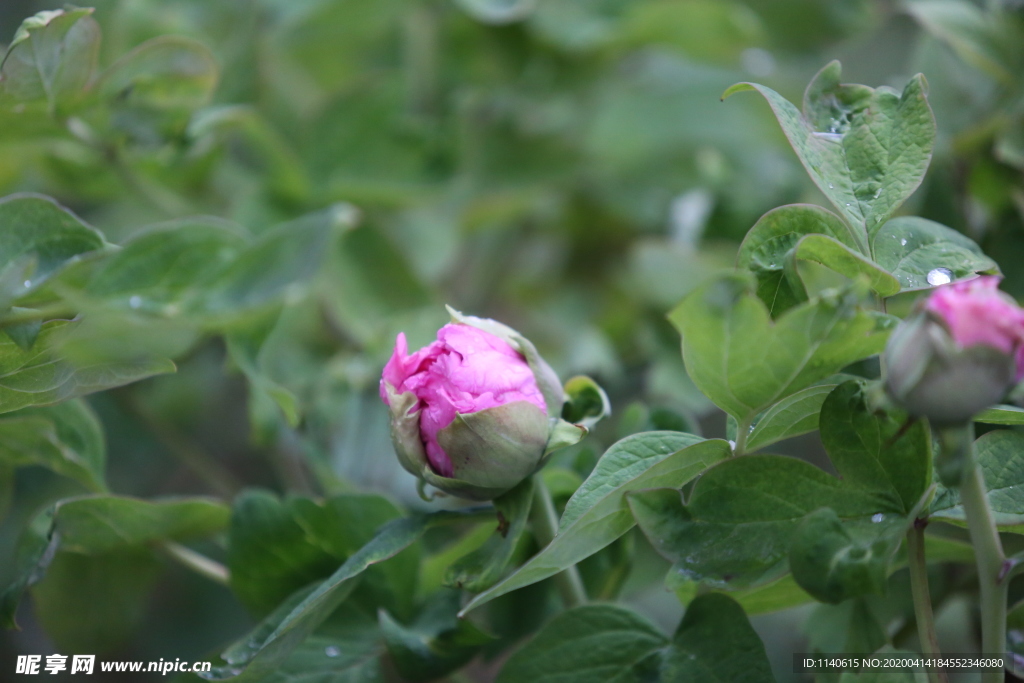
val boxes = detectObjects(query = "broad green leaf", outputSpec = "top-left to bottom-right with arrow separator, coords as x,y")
0,9 -> 100,113
0,194 -> 108,302
495,604 -> 667,683
806,598 -> 889,655
225,308 -> 300,435
31,548 -> 161,652
460,433 -> 728,614
0,399 -> 106,491
737,204 -> 897,314
95,36 -> 218,113
207,508 -> 487,682
0,320 -> 175,414
905,0 -> 1018,86
199,204 -> 355,317
976,404 -> 1024,424
669,272 -> 894,423
724,61 -> 935,236
789,508 -> 906,604
659,593 -> 774,683
628,456 -> 892,589
820,380 -> 931,513
379,589 -> 495,681
722,574 -> 813,617
931,430 -> 1024,532
54,495 -> 229,553
85,218 -> 247,311
745,382 -> 840,452
871,216 -> 998,291
444,477 -> 534,592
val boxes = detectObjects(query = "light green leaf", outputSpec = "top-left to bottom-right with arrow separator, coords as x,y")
0,399 -> 106,491
976,404 -> 1024,424
562,375 -> 611,428
724,61 -> 935,236
496,604 -> 667,683
745,381 -> 842,452
871,216 -> 998,291
0,320 -> 175,414
96,36 -> 218,113
459,433 -> 728,614
669,272 -> 894,423
931,430 -> 1024,532
0,9 -> 100,112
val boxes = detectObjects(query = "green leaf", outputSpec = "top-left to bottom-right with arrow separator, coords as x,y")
0,9 -> 100,113
820,380 -> 931,513
0,506 -> 57,628
54,495 -> 229,553
724,61 -> 935,236
207,508 -> 485,681
789,508 -> 905,604
444,477 -> 534,592
931,430 -> 1024,532
745,381 -> 843,452
0,194 -> 108,302
737,204 -> 898,314
495,605 -> 667,683
0,399 -> 106,491
95,36 -> 218,113
628,456 -> 892,589
380,589 -> 495,681
905,0 -> 1018,86
225,308 -> 300,435
562,375 -> 611,428
659,593 -> 774,683
975,404 -> 1024,424
871,216 -> 998,292
460,433 -> 728,614
199,205 -> 355,318
669,272 -> 894,423
0,320 -> 175,413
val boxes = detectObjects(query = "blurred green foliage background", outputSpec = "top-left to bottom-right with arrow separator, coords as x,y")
0,0 -> 1021,680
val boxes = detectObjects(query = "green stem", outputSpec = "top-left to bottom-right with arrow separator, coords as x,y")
733,416 -> 752,456
159,541 -> 230,585
906,523 -> 949,683
530,475 -> 587,608
957,426 -> 1008,683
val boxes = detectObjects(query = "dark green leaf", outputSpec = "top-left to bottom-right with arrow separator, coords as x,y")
496,605 -> 667,683
931,430 -> 1024,532
659,593 -> 774,683
0,506 -> 57,628
562,375 -> 611,428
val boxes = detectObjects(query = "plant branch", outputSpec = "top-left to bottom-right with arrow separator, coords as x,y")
159,541 -> 229,585
906,521 -> 948,683
530,475 -> 587,608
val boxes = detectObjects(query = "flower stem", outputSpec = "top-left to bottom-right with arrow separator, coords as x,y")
906,522 -> 948,683
530,475 -> 587,608
159,541 -> 229,586
960,452 -> 1008,683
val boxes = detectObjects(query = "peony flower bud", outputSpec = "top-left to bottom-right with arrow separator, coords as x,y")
884,276 -> 1024,425
379,307 -> 590,501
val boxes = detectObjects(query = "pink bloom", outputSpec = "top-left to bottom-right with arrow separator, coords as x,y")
379,324 -> 547,477
925,276 -> 1024,380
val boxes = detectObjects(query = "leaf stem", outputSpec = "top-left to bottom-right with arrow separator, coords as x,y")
906,522 -> 948,683
733,416 -> 752,456
159,541 -> 229,585
530,475 -> 587,608
958,427 -> 1008,683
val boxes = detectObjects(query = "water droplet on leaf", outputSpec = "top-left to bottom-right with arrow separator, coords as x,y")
22,280 -> 30,288
325,646 -> 340,658
927,268 -> 953,286
129,295 -> 143,309
871,513 -> 885,523
900,238 -> 907,246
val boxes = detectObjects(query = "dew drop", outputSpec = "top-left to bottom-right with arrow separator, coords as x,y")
727,440 -> 736,450
871,513 -> 885,523
22,280 -> 30,288
900,238 -> 907,246
129,295 -> 143,309
325,646 -> 340,658
926,268 -> 953,286
827,183 -> 834,189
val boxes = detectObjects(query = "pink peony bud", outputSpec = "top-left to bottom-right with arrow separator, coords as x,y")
379,308 -> 588,501
885,276 -> 1024,424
